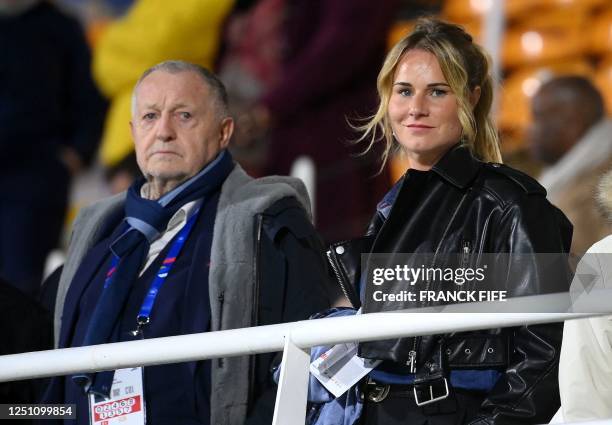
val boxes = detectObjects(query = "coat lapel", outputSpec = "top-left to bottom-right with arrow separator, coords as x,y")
58,228 -> 122,348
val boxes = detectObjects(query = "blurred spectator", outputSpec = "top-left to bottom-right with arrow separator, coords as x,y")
0,0 -> 105,296
237,0 -> 399,242
556,169 -> 612,422
219,0 -> 285,176
220,0 -> 284,101
93,0 -> 234,174
528,76 -> 612,254
0,277 -> 53,419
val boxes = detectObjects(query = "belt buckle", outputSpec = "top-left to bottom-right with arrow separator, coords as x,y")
366,381 -> 390,403
413,377 -> 449,406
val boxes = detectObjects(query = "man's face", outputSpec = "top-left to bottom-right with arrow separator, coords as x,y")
131,70 -> 232,185
527,89 -> 573,164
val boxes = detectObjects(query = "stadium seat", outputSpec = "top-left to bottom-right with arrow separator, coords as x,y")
513,6 -> 588,31
589,9 -> 612,55
502,26 -> 585,69
442,0 -> 535,23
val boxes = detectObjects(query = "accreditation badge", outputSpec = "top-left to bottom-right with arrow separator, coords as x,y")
89,367 -> 146,425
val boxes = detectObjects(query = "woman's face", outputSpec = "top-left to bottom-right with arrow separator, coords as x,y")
388,49 -> 464,170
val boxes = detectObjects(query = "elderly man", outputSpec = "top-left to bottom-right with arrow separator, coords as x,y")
43,61 -> 330,425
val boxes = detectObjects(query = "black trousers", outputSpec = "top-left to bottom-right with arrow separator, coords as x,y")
361,387 -> 486,425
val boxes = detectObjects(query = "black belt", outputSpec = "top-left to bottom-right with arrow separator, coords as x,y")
363,377 -> 450,406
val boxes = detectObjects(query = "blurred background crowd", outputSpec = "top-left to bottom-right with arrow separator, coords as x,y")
1,0 -> 612,411
1,0 -> 611,323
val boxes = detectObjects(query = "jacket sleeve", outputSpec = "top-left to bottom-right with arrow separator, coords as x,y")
469,194 -> 572,425
245,197 -> 332,425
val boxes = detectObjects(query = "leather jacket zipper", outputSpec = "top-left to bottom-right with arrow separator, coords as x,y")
408,348 -> 417,373
326,249 -> 358,308
461,240 -> 471,267
409,192 -> 471,373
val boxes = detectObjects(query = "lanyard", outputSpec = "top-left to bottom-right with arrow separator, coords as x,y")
104,208 -> 201,335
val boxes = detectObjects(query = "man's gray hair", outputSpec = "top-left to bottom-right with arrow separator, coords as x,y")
131,60 -> 229,118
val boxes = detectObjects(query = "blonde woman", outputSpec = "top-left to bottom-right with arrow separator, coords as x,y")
323,18 -> 573,425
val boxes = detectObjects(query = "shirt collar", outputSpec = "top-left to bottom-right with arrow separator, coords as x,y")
165,199 -> 202,232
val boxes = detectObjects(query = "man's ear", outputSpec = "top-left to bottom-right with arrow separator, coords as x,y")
470,86 -> 481,109
219,117 -> 234,149
129,120 -> 135,140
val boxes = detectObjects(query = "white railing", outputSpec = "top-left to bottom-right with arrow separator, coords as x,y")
551,422 -> 612,425
0,292 -> 609,424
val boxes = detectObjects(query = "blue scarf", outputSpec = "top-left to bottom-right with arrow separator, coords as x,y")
74,150 -> 233,395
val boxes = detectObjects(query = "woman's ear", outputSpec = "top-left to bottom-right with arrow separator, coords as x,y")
470,86 -> 481,108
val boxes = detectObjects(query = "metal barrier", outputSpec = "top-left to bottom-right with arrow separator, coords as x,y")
551,422 -> 612,425
0,292 -> 608,424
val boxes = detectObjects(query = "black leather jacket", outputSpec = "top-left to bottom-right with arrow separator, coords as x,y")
327,145 -> 573,424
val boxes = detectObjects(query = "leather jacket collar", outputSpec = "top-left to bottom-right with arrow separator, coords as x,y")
431,143 -> 481,189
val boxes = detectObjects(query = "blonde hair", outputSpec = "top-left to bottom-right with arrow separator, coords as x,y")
356,18 -> 502,168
